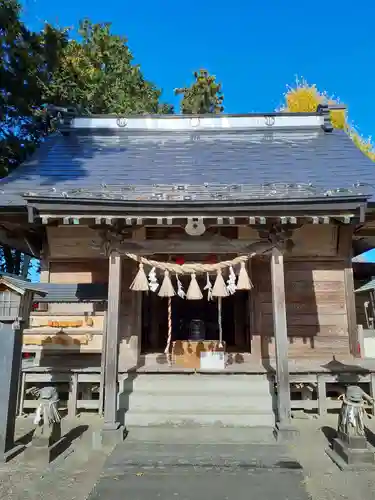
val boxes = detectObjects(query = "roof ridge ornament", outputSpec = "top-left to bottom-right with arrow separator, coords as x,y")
265,116 -> 276,127
317,104 -> 333,133
116,117 -> 128,128
317,103 -> 347,133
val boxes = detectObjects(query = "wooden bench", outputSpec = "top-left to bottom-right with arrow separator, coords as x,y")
289,372 -> 375,416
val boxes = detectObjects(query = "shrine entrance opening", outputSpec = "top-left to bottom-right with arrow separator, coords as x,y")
141,281 -> 250,354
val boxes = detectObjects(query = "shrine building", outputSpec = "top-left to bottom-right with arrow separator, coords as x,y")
1,106 -> 375,434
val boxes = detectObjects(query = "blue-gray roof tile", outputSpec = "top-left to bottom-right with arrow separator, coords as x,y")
1,120 -> 375,206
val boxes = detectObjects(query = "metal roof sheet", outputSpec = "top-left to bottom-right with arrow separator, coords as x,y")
355,279 -> 375,293
0,275 -> 107,302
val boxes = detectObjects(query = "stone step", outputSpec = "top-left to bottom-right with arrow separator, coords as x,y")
120,374 -> 274,394
105,441 -> 292,469
118,393 -> 275,412
123,411 -> 276,428
124,426 -> 278,444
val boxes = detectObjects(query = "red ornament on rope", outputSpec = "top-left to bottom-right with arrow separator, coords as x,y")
175,256 -> 185,265
206,254 -> 218,264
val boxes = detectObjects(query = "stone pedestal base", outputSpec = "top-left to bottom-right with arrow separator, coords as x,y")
24,443 -> 55,466
326,433 -> 375,470
24,422 -> 62,465
274,422 -> 300,442
93,423 -> 125,450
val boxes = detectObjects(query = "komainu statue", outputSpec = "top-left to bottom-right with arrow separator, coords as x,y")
338,385 -> 373,437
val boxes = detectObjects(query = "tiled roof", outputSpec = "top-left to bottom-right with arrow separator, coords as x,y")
1,114 -> 374,207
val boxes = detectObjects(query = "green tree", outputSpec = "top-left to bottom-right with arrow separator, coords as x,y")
0,0 -> 67,275
175,69 -> 224,114
0,9 -> 173,275
0,0 -> 68,177
43,19 -> 173,115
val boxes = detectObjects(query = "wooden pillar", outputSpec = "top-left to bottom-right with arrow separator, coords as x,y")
344,265 -> 358,356
238,227 -> 258,352
103,252 -> 122,430
270,248 -> 293,432
339,225 -> 357,356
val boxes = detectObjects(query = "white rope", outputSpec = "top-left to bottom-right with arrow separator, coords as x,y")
165,297 -> 172,366
218,297 -> 223,348
125,253 -> 255,274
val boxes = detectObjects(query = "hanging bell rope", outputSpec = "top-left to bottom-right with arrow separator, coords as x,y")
164,297 -> 173,366
218,297 -> 223,348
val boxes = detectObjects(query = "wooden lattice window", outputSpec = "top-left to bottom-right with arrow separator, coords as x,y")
0,285 -> 21,318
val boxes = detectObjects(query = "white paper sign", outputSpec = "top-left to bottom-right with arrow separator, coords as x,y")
200,351 -> 225,370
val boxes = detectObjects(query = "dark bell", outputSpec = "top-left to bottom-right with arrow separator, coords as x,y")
188,319 -> 206,341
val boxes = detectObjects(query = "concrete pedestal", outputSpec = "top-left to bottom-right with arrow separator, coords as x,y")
24,422 -> 62,465
326,432 -> 375,470
274,422 -> 300,442
93,423 -> 125,450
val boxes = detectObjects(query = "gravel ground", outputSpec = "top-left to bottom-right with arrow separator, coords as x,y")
290,413 -> 375,500
0,416 -> 107,500
2,414 -> 375,500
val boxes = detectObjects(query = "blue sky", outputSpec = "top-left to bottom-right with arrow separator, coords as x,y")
20,0 -> 375,281
21,0 -> 375,138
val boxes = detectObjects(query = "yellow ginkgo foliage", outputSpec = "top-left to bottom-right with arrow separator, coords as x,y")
282,78 -> 375,161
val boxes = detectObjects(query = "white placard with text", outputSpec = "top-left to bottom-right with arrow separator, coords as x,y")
200,351 -> 225,370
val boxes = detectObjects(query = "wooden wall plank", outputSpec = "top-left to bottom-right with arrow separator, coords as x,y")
262,313 -> 348,327
263,335 -> 350,359
49,260 -> 109,284
261,302 -> 346,315
261,324 -> 347,337
252,254 -> 350,359
258,291 -> 346,304
47,226 -> 102,259
290,225 -> 338,256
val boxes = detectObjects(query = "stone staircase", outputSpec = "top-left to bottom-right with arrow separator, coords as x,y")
118,373 -> 276,428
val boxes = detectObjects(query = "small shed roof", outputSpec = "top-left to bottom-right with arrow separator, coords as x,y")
0,275 -> 46,296
35,283 -> 108,303
353,249 -> 375,263
0,275 -> 107,302
355,279 -> 375,293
